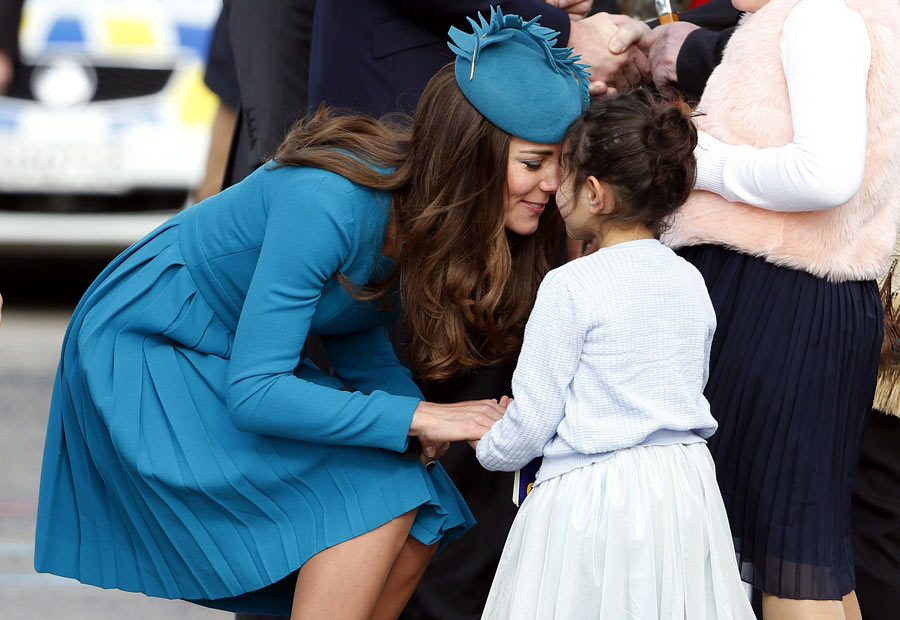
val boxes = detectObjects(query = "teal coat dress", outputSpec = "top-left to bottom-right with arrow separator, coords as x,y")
33,163 -> 475,615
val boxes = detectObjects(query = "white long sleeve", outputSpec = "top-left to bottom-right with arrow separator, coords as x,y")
475,270 -> 583,472
694,0 -> 871,211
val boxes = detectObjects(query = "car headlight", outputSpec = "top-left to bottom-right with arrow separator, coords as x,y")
31,57 -> 97,107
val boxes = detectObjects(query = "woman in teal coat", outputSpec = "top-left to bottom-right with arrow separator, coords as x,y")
33,9 -> 590,620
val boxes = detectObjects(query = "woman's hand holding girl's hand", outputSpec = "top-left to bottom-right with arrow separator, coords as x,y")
410,399 -> 507,447
466,396 -> 513,450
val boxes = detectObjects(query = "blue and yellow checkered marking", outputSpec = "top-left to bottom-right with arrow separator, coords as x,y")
46,17 -> 85,45
176,25 -> 211,61
23,8 -> 213,59
6,4 -> 219,131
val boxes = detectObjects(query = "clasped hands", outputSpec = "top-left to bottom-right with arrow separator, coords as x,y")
409,396 -> 512,467
555,6 -> 701,98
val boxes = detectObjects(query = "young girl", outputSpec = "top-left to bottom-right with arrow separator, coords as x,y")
475,90 -> 755,620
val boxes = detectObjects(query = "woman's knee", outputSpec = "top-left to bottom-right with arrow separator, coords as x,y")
762,593 -> 847,620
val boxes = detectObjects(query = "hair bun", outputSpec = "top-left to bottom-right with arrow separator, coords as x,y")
645,101 -> 697,165
560,88 -> 699,235
642,97 -> 698,218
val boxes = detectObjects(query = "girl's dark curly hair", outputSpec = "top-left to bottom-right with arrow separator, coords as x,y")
562,88 -> 698,236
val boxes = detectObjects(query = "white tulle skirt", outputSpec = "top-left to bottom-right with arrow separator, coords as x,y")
481,443 -> 755,620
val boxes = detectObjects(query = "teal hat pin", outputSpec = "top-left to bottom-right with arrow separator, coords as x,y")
447,7 -> 591,144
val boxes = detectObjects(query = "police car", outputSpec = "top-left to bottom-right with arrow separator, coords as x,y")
0,0 -> 220,254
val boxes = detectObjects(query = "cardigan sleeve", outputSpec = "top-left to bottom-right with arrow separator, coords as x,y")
694,0 -> 870,212
477,271 -> 584,471
225,173 -> 418,452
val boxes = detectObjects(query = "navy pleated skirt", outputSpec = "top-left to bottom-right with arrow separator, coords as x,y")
678,245 -> 882,600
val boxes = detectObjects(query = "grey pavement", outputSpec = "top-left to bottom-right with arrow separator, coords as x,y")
0,307 -> 227,619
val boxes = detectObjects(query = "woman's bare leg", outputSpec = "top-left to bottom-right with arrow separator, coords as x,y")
370,537 -> 439,620
762,593 -> 847,620
841,591 -> 861,620
290,509 -> 417,620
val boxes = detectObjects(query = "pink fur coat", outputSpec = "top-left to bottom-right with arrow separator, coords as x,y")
663,0 -> 900,282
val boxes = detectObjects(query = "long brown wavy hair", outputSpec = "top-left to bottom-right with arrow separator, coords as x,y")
274,64 -> 561,380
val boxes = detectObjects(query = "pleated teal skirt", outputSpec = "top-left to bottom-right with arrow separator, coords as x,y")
34,221 -> 475,616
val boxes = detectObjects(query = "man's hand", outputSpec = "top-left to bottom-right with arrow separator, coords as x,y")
640,21 -> 700,94
569,13 -> 650,97
544,0 -> 593,21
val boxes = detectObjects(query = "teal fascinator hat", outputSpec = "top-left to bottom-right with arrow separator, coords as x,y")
447,7 -> 591,144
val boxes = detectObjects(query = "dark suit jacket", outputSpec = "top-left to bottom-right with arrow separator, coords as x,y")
203,10 -> 239,110
222,0 -> 316,187
672,0 -> 743,100
0,0 -> 23,63
307,0 -> 572,118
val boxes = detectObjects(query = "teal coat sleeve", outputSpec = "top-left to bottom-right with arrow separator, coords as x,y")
225,171 -> 419,452
322,326 -> 424,400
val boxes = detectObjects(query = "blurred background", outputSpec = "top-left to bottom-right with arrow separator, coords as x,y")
1,0 -> 230,617
0,0 -> 689,618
